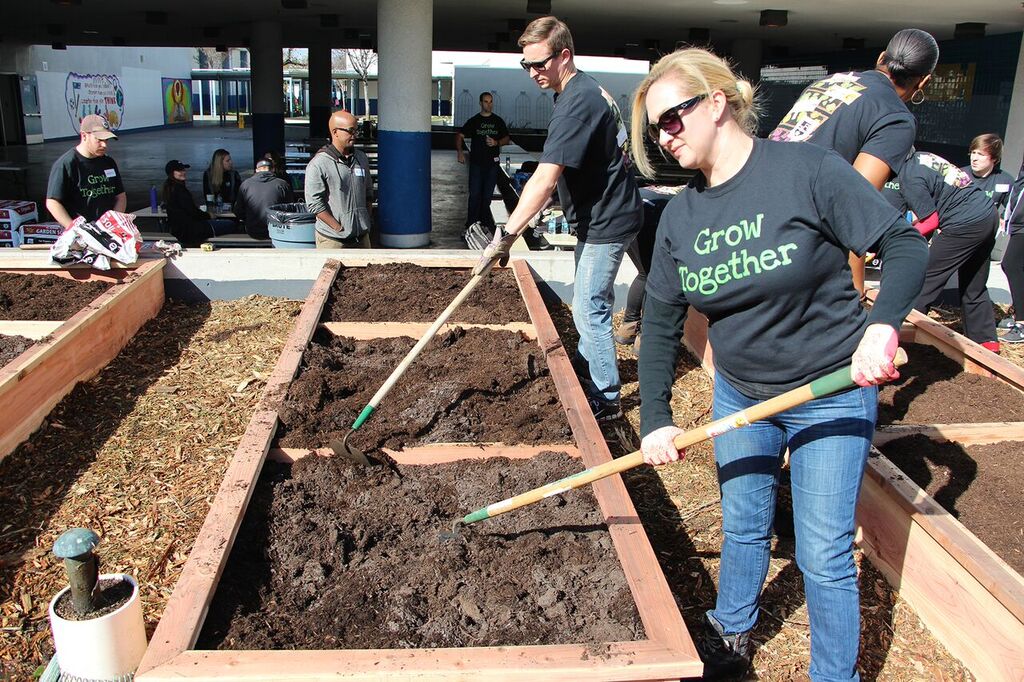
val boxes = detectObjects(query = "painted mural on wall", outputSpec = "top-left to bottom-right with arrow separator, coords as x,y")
65,73 -> 125,133
162,78 -> 193,124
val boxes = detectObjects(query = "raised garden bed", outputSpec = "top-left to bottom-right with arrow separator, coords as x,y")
0,259 -> 165,462
137,259 -> 701,680
683,293 -> 1024,681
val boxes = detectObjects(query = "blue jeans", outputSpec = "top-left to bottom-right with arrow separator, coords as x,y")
466,162 -> 498,227
572,239 -> 629,404
209,219 -> 236,237
711,374 -> 877,682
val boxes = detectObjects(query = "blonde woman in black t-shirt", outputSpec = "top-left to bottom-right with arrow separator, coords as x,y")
630,48 -> 927,681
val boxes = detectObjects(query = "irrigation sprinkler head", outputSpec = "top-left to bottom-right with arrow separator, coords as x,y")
53,528 -> 101,616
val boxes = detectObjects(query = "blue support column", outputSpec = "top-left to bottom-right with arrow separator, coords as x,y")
377,0 -> 432,248
250,22 -> 284,162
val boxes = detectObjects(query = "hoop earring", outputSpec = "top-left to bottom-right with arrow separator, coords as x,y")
910,89 -> 926,105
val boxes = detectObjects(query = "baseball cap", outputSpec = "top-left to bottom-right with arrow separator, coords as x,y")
165,160 -> 190,175
256,158 -> 273,170
80,114 -> 117,140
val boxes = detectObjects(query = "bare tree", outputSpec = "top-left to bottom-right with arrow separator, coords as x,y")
194,47 -> 227,69
331,50 -> 348,109
282,48 -> 308,69
344,49 -> 377,118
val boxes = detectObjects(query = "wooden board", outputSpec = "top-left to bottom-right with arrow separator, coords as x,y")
0,320 -> 63,340
320,320 -> 537,341
873,422 -> 1024,446
858,453 -> 1024,681
0,259 -> 165,462
137,257 -> 701,681
270,444 -> 580,466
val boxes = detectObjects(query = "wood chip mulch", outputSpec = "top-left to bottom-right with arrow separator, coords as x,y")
0,295 -> 301,679
545,296 -> 972,680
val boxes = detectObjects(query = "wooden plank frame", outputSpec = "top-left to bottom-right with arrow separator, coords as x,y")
683,299 -> 1024,681
0,259 -> 165,462
137,258 -> 701,681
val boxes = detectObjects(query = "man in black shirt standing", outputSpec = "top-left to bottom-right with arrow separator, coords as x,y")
455,92 -> 510,229
45,114 -> 126,228
474,16 -> 642,422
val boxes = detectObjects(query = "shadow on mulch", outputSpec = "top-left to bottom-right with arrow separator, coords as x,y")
0,299 -> 211,602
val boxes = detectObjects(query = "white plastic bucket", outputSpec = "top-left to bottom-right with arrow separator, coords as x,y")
48,573 -> 147,680
268,219 -> 317,249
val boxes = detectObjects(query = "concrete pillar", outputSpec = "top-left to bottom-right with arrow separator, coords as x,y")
308,40 -> 332,141
1003,33 -> 1024,177
731,38 -> 763,83
377,0 -> 432,248
250,21 -> 284,162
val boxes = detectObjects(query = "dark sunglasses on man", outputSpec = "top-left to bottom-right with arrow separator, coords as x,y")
520,53 -> 557,71
646,93 -> 707,141
332,126 -> 357,135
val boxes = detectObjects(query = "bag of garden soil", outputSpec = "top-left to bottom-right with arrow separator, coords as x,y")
50,210 -> 142,270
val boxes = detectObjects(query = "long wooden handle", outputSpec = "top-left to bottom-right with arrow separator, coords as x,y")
351,270 -> 489,429
459,348 -> 907,526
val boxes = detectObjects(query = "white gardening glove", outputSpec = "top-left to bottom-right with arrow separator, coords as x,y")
850,323 -> 900,387
641,425 -> 686,466
472,226 -> 518,276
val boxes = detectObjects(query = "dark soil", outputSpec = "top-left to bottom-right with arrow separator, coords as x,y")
277,327 -> 572,452
197,451 -> 644,650
878,343 -> 1024,424
878,436 -> 1024,575
0,272 -> 112,321
324,263 -> 531,323
53,576 -> 134,621
0,334 -> 34,366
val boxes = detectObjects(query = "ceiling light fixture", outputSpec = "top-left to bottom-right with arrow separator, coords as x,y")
526,0 -> 551,14
759,9 -> 788,27
954,22 -> 985,39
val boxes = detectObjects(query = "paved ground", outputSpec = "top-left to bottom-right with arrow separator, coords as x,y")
0,122 -> 484,249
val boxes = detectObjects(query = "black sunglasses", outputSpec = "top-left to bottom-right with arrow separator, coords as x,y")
520,53 -> 557,71
332,126 -> 357,135
646,93 -> 707,141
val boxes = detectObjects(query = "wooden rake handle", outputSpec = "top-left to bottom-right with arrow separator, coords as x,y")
459,348 -> 908,526
350,268 -> 491,430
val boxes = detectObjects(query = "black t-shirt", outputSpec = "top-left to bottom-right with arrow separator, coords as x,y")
646,139 -> 905,398
769,70 -> 916,176
46,148 -> 124,222
540,71 -> 641,244
960,166 -> 1014,213
886,152 -> 996,229
460,113 -> 509,166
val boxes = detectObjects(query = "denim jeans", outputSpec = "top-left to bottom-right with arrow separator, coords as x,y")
466,162 -> 498,228
710,374 -> 877,682
208,219 -> 237,237
572,239 -> 629,404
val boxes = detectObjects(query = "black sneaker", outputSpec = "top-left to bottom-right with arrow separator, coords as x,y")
588,397 -> 623,423
696,613 -> 753,680
614,320 -> 639,345
998,316 -> 1015,330
1004,323 -> 1024,344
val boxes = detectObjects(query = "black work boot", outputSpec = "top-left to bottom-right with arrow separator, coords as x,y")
697,613 -> 753,680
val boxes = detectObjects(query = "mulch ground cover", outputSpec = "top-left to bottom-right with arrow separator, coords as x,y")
878,342 -> 1024,424
276,327 -> 572,452
198,451 -> 643,650
324,263 -> 531,323
0,296 -> 301,679
545,296 -> 973,680
0,272 -> 112,321
0,334 -> 34,367
879,435 -> 1024,575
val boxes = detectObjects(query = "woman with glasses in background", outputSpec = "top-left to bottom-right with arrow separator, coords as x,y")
631,48 -> 927,681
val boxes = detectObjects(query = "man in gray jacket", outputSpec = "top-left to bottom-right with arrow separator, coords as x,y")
304,110 -> 373,248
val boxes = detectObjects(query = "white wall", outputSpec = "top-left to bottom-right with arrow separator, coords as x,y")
454,66 -> 644,129
27,46 -> 193,139
1003,33 -> 1024,178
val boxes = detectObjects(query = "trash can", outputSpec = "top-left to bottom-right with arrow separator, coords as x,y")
266,203 -> 317,249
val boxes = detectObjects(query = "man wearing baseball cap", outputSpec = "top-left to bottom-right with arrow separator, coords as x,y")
232,157 -> 294,240
45,114 -> 126,228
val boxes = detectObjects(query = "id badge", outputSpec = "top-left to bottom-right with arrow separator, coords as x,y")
354,167 -> 365,177
104,168 -> 117,178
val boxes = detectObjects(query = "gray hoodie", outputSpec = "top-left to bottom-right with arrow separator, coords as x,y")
303,144 -> 372,240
